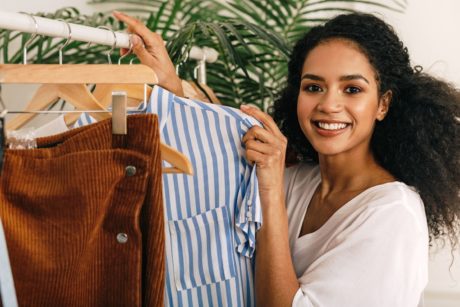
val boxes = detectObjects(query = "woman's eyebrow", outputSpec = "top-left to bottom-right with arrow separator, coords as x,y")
301,73 -> 369,84
340,74 -> 369,84
301,73 -> 324,81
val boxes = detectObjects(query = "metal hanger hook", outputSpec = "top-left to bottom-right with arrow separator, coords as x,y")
57,19 -> 72,65
97,26 -> 117,64
118,34 -> 133,65
21,13 -> 39,65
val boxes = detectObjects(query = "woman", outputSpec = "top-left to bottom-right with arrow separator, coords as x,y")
114,11 -> 459,306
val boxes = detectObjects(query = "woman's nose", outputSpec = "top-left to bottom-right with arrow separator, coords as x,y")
316,89 -> 342,113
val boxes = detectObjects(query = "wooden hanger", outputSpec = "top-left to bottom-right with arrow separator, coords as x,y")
0,64 -> 193,175
64,83 -> 153,125
183,80 -> 221,104
6,83 -> 109,130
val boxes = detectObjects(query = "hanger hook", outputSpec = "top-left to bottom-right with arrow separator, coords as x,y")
97,26 -> 117,64
57,19 -> 72,65
21,13 -> 39,65
201,51 -> 207,63
118,34 -> 133,65
193,50 -> 207,83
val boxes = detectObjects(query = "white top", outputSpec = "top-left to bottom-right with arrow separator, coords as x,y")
284,163 -> 429,307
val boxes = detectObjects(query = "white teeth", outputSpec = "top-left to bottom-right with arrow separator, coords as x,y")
317,122 -> 348,130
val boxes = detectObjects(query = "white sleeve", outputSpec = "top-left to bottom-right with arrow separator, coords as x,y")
292,203 -> 428,307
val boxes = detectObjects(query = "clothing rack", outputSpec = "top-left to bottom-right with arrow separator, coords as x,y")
0,10 -> 218,63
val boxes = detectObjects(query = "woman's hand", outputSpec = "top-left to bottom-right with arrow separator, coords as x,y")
241,105 -> 298,307
112,11 -> 184,97
240,105 -> 287,203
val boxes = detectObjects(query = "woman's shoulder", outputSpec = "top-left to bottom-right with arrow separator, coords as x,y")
284,162 -> 319,184
283,162 -> 320,206
359,181 -> 423,210
354,181 -> 428,234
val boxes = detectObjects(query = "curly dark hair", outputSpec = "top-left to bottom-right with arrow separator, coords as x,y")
273,13 -> 460,247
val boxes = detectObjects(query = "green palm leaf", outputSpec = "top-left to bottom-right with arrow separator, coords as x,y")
0,0 -> 406,108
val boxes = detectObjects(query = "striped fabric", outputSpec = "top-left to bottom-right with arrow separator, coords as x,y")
0,219 -> 18,307
75,86 -> 262,306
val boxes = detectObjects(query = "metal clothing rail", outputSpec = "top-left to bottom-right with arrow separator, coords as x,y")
0,10 -> 218,63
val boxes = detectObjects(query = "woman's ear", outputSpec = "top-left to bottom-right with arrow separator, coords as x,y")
377,90 -> 392,121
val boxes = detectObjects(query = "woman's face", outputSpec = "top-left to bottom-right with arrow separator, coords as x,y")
297,39 -> 388,158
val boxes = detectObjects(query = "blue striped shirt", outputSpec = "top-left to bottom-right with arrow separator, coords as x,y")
75,86 -> 262,306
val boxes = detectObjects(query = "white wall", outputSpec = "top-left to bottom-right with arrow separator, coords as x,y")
354,0 -> 460,88
1,1 -> 460,306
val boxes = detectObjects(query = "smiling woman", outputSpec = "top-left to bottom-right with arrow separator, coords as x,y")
239,12 -> 460,307
297,39 -> 391,158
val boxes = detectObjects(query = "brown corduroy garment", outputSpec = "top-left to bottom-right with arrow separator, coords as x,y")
0,114 -> 164,307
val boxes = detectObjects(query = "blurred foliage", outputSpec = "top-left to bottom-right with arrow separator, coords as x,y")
0,1 -> 406,108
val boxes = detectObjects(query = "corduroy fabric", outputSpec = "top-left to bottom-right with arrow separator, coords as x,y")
0,114 -> 164,307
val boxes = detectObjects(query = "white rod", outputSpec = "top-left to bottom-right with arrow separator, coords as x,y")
0,10 -> 218,63
0,11 -> 130,48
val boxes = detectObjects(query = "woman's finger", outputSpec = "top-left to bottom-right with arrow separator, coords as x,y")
244,139 -> 276,155
113,11 -> 164,51
240,105 -> 283,137
129,34 -> 155,64
113,11 -> 151,41
245,149 -> 265,166
243,126 -> 276,144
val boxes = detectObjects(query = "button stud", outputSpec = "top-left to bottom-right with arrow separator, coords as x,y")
117,233 -> 128,244
125,165 -> 137,177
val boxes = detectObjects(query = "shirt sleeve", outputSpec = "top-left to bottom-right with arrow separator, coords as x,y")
234,118 -> 263,258
235,162 -> 262,258
292,203 -> 428,307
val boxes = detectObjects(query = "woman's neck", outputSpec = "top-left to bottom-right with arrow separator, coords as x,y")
316,149 -> 395,197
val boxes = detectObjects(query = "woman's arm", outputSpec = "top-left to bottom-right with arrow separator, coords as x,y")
112,11 -> 184,97
240,105 -> 300,307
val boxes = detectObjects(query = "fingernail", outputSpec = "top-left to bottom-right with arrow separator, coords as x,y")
240,104 -> 249,110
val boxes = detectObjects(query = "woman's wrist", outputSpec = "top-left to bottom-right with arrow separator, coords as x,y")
163,78 -> 184,97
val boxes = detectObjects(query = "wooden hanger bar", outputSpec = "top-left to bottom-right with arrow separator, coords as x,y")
0,64 -> 158,84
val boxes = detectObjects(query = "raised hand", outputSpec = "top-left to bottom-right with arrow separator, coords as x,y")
240,104 -> 287,201
112,11 -> 184,97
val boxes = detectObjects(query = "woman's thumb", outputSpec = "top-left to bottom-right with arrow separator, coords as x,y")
131,34 -> 151,63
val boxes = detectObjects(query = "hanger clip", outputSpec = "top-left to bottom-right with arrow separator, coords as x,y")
111,91 -> 127,135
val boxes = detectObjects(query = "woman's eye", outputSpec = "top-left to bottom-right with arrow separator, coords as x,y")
345,86 -> 361,94
304,84 -> 322,92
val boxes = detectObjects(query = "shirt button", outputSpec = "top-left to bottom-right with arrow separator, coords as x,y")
117,233 -> 128,244
246,212 -> 252,219
125,165 -> 137,177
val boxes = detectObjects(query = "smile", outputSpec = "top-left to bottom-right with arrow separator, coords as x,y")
313,121 -> 351,130
317,122 -> 348,130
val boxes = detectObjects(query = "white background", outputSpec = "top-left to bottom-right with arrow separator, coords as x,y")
1,0 -> 459,306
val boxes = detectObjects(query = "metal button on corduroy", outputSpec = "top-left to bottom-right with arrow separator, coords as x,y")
125,165 -> 136,176
117,233 -> 128,244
